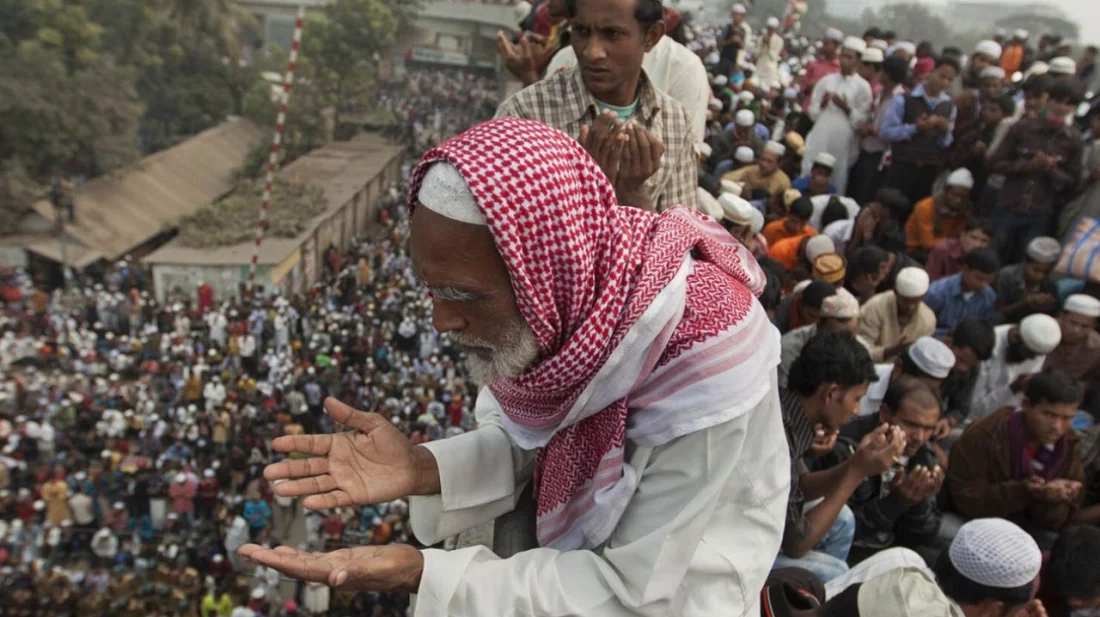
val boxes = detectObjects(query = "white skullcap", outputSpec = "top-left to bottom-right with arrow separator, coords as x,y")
764,141 -> 787,156
765,16 -> 779,28
1024,61 -> 1049,80
732,3 -> 746,13
739,90 -> 755,103
735,146 -> 755,163
708,96 -> 723,110
1020,314 -> 1062,354
741,61 -> 757,72
1026,236 -> 1061,263
946,168 -> 974,189
252,588 -> 266,600
714,74 -> 729,87
1064,294 -> 1100,318
980,66 -> 1006,81
949,519 -> 1041,589
974,40 -> 1003,60
895,267 -> 930,298
907,337 -> 956,379
750,207 -> 765,234
203,468 -> 215,478
418,162 -> 486,226
735,109 -> 755,127
783,87 -> 800,99
862,48 -> 884,64
718,193 -> 754,226
894,41 -> 916,55
824,28 -> 843,42
996,28 -> 1007,38
695,142 -> 712,158
175,473 -> 187,483
721,179 -> 743,196
1049,56 -> 1077,75
793,279 -> 813,295
870,39 -> 889,51
1014,29 -> 1029,40
813,152 -> 837,168
805,235 -> 836,263
820,287 -> 860,319
843,37 -> 867,54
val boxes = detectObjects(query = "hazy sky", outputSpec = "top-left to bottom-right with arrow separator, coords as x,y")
999,0 -> 1100,44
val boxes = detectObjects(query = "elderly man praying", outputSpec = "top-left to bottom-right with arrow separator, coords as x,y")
239,118 -> 790,617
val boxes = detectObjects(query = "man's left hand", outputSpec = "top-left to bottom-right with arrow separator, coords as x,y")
830,95 -> 850,115
239,543 -> 424,594
616,121 -> 664,210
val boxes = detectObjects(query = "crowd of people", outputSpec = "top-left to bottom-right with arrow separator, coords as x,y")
5,0 -> 1100,615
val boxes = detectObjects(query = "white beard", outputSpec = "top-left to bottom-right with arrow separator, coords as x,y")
453,320 -> 539,385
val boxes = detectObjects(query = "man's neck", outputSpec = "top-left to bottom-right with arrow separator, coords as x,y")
798,395 -> 824,425
593,74 -> 642,109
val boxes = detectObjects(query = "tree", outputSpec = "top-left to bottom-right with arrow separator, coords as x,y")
169,0 -> 257,65
995,13 -> 1080,43
873,3 -> 950,47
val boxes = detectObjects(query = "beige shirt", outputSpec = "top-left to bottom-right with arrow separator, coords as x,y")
722,165 -> 792,198
858,291 -> 937,362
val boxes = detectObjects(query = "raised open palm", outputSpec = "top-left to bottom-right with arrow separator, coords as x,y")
266,398 -> 433,510
238,543 -> 422,593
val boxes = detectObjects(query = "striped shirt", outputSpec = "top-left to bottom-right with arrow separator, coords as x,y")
495,66 -> 698,212
780,387 -> 816,554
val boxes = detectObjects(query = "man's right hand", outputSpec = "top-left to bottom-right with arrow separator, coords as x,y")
1030,152 -> 1059,172
914,114 -> 933,132
266,398 -> 440,510
852,424 -> 907,478
497,30 -> 544,86
892,465 -> 944,506
580,111 -> 627,184
932,417 -> 957,441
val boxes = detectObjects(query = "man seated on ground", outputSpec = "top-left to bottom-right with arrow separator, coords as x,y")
845,188 -> 910,259
770,227 -> 837,277
776,332 -> 898,582
822,518 -> 1045,617
779,288 -> 860,387
933,318 -> 998,444
925,217 -> 993,281
947,369 -> 1085,545
904,168 -> 973,258
708,109 -> 764,174
792,152 -> 838,197
994,236 -> 1061,324
859,267 -> 937,362
776,279 -> 836,335
969,314 -> 1061,423
723,141 -> 792,199
818,377 -> 945,557
1038,526 -> 1100,617
844,246 -> 890,305
858,336 -> 955,421
1046,295 -> 1100,420
764,195 -> 817,247
495,0 -> 698,212
923,246 -> 999,336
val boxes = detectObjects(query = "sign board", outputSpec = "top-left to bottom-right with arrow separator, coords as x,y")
407,47 -> 495,69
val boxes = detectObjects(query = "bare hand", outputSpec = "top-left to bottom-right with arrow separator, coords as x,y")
239,543 -> 423,594
1027,292 -> 1057,310
883,336 -> 913,360
892,464 -> 944,506
1023,600 -> 1049,617
579,111 -> 627,185
1027,477 -> 1067,503
831,95 -> 850,115
265,398 -> 436,510
617,121 -> 664,209
1031,152 -> 1058,172
808,423 -> 838,458
914,114 -> 933,132
853,424 -> 907,478
1045,479 -> 1083,503
821,92 -> 833,108
932,417 -> 957,441
932,115 -> 950,131
496,30 -> 544,85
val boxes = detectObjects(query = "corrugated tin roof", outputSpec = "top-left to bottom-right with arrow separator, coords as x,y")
142,133 -> 404,266
30,117 -> 265,262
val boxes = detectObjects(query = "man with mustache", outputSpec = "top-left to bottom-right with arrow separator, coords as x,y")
239,118 -> 790,616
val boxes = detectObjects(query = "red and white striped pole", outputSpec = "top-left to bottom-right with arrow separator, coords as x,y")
246,5 -> 305,297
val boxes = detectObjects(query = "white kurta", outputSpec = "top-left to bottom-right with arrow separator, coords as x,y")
967,325 -> 1047,423
753,32 -> 785,88
803,72 -> 873,195
409,374 -> 790,617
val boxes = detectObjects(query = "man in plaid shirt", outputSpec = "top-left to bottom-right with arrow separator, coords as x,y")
495,0 -> 698,212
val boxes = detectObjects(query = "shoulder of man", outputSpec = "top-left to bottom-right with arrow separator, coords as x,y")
495,68 -> 577,119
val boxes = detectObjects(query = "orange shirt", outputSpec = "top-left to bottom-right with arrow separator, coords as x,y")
904,196 -> 966,252
769,235 -> 805,271
763,219 -> 817,248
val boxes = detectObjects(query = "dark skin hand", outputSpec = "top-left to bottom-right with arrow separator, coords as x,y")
580,114 -> 663,210
239,543 -> 425,594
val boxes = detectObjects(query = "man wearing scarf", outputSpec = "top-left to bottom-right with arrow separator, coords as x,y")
946,369 -> 1085,545
240,118 -> 789,616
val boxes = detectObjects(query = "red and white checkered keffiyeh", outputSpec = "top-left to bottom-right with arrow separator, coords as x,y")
409,118 -> 779,549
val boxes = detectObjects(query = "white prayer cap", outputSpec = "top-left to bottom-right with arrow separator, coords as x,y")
1026,236 -> 1061,263
735,109 -> 755,127
820,288 -> 859,319
740,61 -> 757,73
203,468 -> 216,478
718,194 -> 754,226
708,97 -> 723,110
1049,56 -> 1077,76
995,28 -> 1007,38
721,179 -> 743,196
765,17 -> 779,28
894,41 -> 916,55
894,267 -> 930,298
735,146 -> 755,163
824,28 -> 843,42
1024,61 -> 1049,80
750,208 -> 765,234
1020,314 -> 1062,354
252,588 -> 266,600
974,40 -> 1003,60
418,162 -> 486,226
793,279 -> 812,295
946,168 -> 975,189
714,74 -> 729,86
949,519 -> 1041,589
805,235 -> 836,263
695,142 -> 712,158
764,141 -> 787,156
980,66 -> 1006,81
1064,294 -> 1100,318
731,3 -> 746,13
175,473 -> 187,483
1014,29 -> 1029,40
843,36 -> 867,54
783,87 -> 800,99
870,39 -> 889,51
739,90 -> 755,103
907,337 -> 956,379
861,48 -> 884,64
813,152 -> 837,168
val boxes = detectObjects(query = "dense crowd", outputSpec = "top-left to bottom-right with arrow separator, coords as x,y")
373,69 -> 500,155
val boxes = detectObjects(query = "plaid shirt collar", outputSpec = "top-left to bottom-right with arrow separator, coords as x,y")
564,66 -> 663,125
